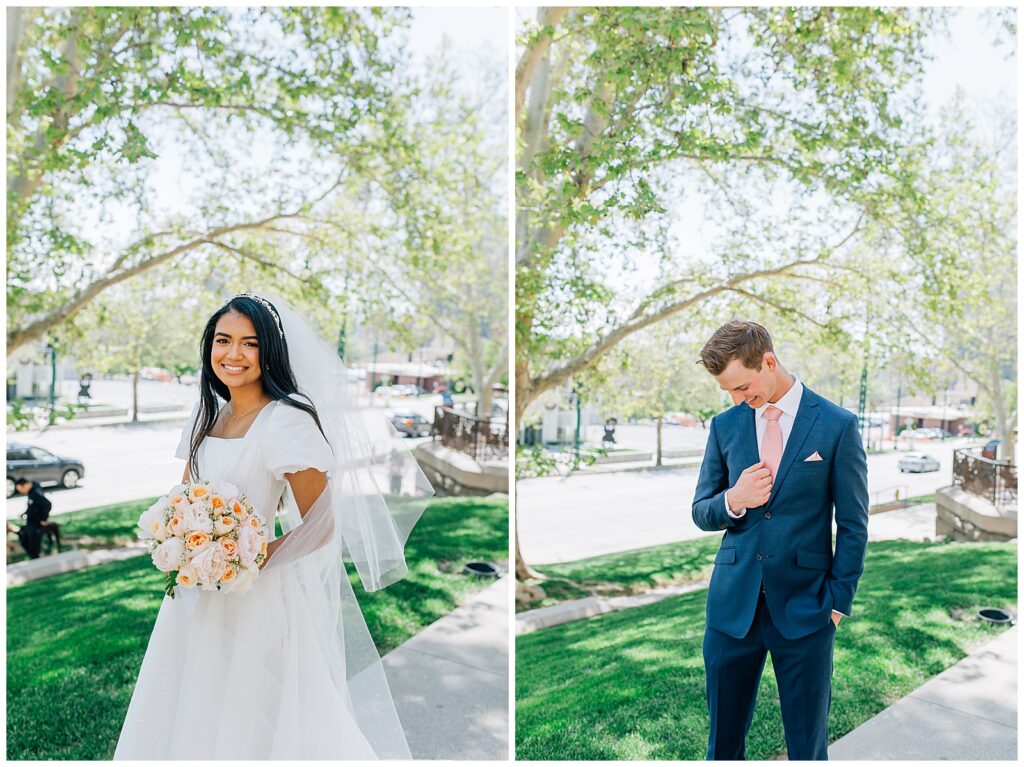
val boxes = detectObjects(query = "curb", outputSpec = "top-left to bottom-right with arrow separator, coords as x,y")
7,545 -> 148,586
516,579 -> 709,634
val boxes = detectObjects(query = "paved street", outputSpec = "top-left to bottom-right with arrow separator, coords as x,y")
7,378 -> 442,519
518,428 -> 982,564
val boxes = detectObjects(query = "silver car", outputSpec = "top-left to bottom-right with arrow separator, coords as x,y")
898,452 -> 940,473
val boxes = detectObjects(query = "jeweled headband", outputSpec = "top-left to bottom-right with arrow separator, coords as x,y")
228,292 -> 284,339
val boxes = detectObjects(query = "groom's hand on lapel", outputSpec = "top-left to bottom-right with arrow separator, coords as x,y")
728,461 -> 773,511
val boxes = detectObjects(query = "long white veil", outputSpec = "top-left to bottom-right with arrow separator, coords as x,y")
258,292 -> 433,758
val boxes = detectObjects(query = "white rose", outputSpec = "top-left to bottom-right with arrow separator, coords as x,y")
190,544 -> 227,589
237,524 -> 260,566
231,565 -> 260,594
184,505 -> 214,534
152,537 -> 186,573
137,499 -> 166,540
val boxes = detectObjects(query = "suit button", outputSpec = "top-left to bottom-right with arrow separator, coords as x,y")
764,512 -> 772,520
756,553 -> 763,561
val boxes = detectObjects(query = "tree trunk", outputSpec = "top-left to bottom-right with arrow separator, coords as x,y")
515,522 -> 540,580
131,371 -> 140,423
656,415 -> 663,467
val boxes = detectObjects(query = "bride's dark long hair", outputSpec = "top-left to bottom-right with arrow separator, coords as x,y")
186,294 -> 328,481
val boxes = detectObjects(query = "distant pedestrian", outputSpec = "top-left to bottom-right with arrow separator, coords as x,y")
13,478 -> 59,558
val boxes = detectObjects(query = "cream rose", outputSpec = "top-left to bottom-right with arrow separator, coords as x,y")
152,537 -> 185,573
149,517 -> 170,542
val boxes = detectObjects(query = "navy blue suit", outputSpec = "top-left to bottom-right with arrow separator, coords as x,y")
692,384 -> 868,760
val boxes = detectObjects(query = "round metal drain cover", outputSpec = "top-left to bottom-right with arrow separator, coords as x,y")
978,607 -> 1015,625
463,561 -> 501,578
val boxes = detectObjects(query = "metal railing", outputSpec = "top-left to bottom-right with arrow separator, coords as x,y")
952,448 -> 1017,509
432,406 -> 508,461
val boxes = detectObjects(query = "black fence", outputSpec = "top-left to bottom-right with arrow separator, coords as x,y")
432,406 -> 508,461
952,448 -> 1017,509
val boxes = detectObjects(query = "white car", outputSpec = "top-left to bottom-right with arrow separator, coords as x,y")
898,452 -> 940,473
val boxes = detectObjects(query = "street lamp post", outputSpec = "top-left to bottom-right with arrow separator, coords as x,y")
573,380 -> 583,464
46,339 -> 57,425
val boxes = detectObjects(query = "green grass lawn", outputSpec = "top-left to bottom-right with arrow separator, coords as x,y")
7,495 -> 507,760
516,539 -> 1016,760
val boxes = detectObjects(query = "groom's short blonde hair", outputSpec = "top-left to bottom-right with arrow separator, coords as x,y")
699,320 -> 774,375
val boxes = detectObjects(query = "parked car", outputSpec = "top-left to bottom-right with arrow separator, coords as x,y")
898,452 -> 940,473
390,412 -> 434,438
6,444 -> 86,497
900,427 -> 934,439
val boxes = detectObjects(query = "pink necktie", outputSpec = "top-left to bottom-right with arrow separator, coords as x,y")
762,406 -> 783,479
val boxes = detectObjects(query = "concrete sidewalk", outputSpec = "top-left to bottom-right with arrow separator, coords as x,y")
383,575 -> 509,760
830,626 -> 1017,760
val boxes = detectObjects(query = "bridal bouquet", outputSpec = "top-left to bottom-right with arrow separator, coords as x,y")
137,480 -> 268,598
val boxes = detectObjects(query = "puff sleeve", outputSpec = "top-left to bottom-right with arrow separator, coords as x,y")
175,401 -> 201,461
265,400 -> 334,481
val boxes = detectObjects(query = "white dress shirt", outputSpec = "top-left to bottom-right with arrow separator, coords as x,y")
724,374 -> 804,517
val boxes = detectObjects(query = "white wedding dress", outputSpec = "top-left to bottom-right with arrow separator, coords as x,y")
114,398 -> 392,759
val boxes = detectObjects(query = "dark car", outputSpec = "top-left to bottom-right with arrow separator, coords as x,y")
390,412 -> 434,438
6,444 -> 85,497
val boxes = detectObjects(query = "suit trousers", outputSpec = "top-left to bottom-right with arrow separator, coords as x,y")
703,590 -> 835,760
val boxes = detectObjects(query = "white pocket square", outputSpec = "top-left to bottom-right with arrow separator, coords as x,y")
804,451 -> 823,462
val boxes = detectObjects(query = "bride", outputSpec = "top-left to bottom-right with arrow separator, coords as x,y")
114,292 -> 430,760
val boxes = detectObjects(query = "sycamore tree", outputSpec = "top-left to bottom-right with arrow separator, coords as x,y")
590,318 -> 729,465
513,6 -> 945,579
7,6 -> 413,353
318,52 -> 509,416
865,101 -> 1017,457
71,270 -> 198,421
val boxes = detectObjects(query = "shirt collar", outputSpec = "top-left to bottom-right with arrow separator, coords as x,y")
756,374 -> 803,419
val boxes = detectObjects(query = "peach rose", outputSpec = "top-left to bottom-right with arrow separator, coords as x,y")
186,531 -> 211,551
167,514 -> 186,538
214,516 -> 236,536
220,538 -> 237,557
170,495 -> 189,514
188,484 -> 209,501
176,564 -> 197,588
220,565 -> 237,583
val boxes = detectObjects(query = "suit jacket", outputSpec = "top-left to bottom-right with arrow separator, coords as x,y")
692,385 -> 869,640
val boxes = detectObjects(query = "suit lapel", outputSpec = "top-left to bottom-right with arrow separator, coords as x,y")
738,404 -> 759,469
767,387 -> 820,508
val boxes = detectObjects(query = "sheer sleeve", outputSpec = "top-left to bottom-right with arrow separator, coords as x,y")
175,401 -> 201,461
265,399 -> 334,480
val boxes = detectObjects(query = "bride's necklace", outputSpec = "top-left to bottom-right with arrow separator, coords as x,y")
227,400 -> 268,423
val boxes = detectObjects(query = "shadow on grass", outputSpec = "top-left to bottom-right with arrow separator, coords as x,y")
515,540 -> 1016,761
8,495 -> 508,760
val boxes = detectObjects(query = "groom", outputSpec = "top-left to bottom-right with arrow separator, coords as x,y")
691,321 -> 868,760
